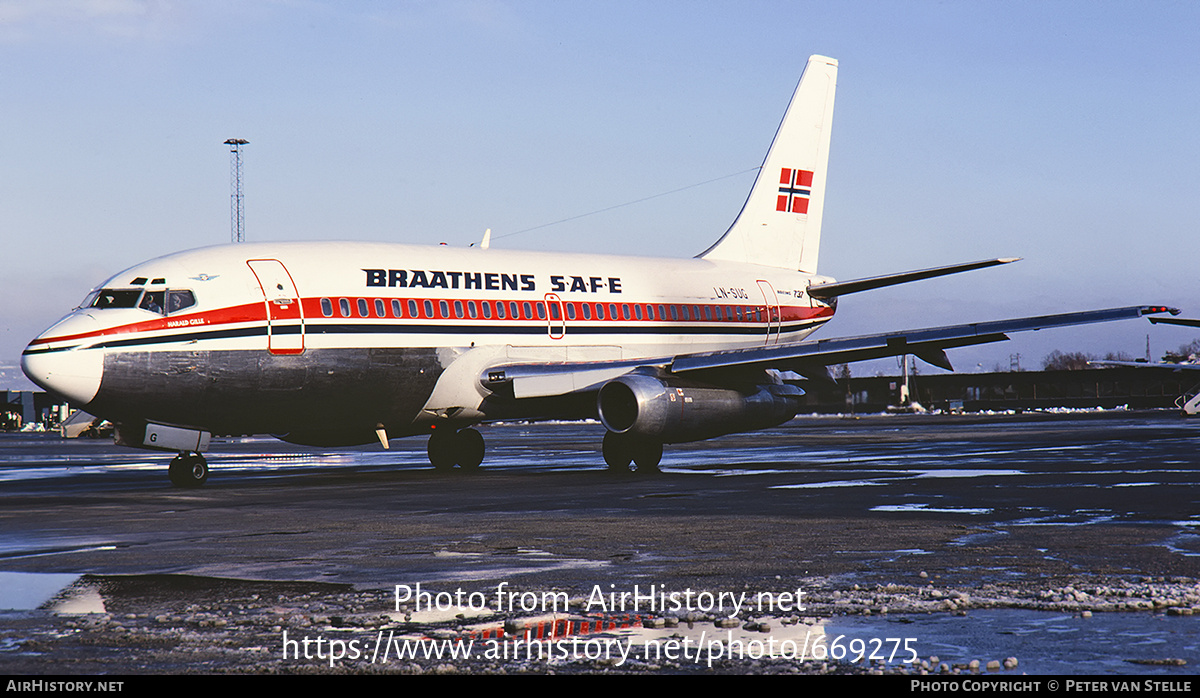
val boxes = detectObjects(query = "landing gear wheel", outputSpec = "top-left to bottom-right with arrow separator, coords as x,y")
603,432 -> 662,474
428,427 -> 487,470
427,429 -> 457,470
168,452 -> 208,488
631,439 -> 663,474
455,428 -> 485,470
603,431 -> 632,472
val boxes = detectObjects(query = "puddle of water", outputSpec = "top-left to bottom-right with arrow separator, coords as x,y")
828,610 -> 1200,675
907,469 -> 1025,479
0,571 -> 80,610
48,583 -> 107,614
871,504 -> 994,515
772,480 -> 889,489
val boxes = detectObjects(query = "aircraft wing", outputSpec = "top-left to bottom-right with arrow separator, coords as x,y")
487,305 -> 1177,399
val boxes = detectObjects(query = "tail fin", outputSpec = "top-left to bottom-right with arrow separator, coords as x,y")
699,55 -> 837,273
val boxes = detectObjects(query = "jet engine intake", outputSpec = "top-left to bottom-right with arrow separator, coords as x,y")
596,373 -> 802,443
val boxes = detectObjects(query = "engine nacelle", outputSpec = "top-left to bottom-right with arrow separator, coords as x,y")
597,373 -> 802,443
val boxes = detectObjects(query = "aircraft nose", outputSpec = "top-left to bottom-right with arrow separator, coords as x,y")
21,314 -> 104,406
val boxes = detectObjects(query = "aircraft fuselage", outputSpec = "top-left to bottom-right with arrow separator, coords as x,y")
23,241 -> 835,446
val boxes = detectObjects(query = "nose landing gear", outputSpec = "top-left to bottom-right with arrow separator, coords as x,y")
168,452 -> 209,487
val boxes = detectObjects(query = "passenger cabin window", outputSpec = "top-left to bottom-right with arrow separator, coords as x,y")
339,298 -> 351,317
391,299 -> 403,318
375,299 -> 386,317
408,299 -> 418,317
321,298 -> 333,317
357,298 -> 369,317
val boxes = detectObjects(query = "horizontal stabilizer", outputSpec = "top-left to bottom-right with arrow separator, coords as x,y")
1148,315 -> 1196,328
807,258 -> 1020,299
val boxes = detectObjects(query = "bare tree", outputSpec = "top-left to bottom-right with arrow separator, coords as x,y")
1164,339 -> 1200,363
1042,350 -> 1094,371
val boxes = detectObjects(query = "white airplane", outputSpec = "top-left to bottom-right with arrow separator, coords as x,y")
1090,315 -> 1200,414
21,55 -> 1176,486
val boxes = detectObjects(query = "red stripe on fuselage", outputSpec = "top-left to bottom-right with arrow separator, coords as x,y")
27,302 -> 265,347
30,296 -> 835,346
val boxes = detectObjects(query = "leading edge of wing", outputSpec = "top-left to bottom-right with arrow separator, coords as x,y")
670,305 -> 1179,374
487,305 -> 1177,399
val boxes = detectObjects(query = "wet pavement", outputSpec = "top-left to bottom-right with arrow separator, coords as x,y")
2,411 -> 1199,674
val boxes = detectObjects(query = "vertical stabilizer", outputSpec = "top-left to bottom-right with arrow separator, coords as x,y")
699,55 -> 837,273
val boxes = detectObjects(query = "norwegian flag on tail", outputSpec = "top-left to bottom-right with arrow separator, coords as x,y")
776,167 -> 813,214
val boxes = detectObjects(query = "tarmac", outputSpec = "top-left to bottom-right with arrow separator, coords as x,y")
2,411 -> 1199,674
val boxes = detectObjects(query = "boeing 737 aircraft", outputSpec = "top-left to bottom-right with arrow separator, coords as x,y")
21,56 -> 1176,486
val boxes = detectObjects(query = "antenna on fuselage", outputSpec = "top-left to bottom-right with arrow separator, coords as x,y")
224,138 -> 248,243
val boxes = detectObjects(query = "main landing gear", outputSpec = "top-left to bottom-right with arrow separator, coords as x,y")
427,427 -> 485,471
602,431 -> 662,474
168,452 -> 208,488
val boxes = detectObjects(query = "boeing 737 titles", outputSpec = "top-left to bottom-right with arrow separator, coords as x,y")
21,56 -> 1176,486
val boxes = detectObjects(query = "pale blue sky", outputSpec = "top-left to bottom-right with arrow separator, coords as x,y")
3,0 -> 1199,388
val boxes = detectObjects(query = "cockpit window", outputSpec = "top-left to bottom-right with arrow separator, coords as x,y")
76,291 -> 100,310
139,291 -> 165,314
88,288 -> 197,315
167,290 -> 196,314
92,289 -> 143,309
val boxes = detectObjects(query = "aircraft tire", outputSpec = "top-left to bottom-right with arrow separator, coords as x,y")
602,431 -> 633,472
169,453 -> 208,488
427,429 -> 457,470
631,439 -> 663,474
455,428 -> 485,470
